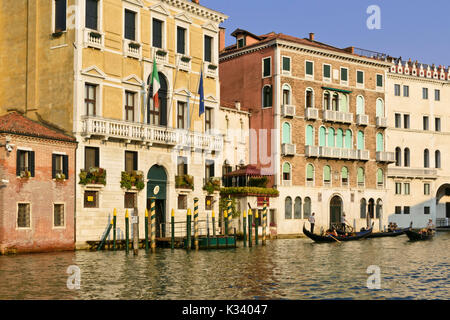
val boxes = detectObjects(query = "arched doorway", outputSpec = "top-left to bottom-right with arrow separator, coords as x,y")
436,184 -> 450,221
330,195 -> 343,228
147,72 -> 168,126
147,165 -> 167,237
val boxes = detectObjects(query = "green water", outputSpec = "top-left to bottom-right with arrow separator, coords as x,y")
0,233 -> 449,300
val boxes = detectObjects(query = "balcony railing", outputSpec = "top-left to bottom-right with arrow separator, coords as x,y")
356,114 -> 369,126
205,62 -> 218,78
323,110 -> 353,124
387,168 -> 438,179
281,105 -> 296,117
376,116 -> 388,128
376,151 -> 396,163
123,39 -> 142,60
340,148 -> 359,160
81,116 -> 223,152
281,143 -> 296,156
177,54 -> 192,72
305,145 -> 320,157
152,47 -> 169,65
84,29 -> 104,50
305,107 -> 319,120
358,150 -> 370,161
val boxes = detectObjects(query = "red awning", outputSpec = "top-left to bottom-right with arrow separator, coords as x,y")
224,165 -> 270,177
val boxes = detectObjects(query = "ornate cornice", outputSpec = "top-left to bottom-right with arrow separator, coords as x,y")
160,0 -> 228,23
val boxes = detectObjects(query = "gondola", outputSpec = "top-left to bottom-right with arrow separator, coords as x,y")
302,224 -> 373,243
366,227 -> 409,238
405,229 -> 435,241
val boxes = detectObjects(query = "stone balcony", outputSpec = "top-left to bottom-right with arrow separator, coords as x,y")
376,116 -> 388,128
176,54 -> 192,72
84,29 -> 104,50
204,62 -> 218,78
152,47 -> 169,65
358,150 -> 370,161
305,107 -> 319,120
387,167 -> 438,180
323,110 -> 353,124
81,116 -> 223,152
281,143 -> 296,156
305,145 -> 320,157
281,105 -> 296,117
376,151 -> 396,163
123,39 -> 142,60
356,114 -> 369,126
317,146 -> 359,160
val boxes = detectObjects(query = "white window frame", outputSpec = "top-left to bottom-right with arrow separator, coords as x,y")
340,67 -> 349,86
123,3 -> 141,42
84,0 -> 103,32
175,19 -> 191,57
322,63 -> 332,82
83,80 -> 103,117
52,202 -> 66,229
376,73 -> 384,90
16,202 -> 32,230
356,70 -> 365,88
202,28 -> 217,65
150,6 -> 168,51
123,88 -> 140,123
262,57 -> 272,78
52,0 -> 68,34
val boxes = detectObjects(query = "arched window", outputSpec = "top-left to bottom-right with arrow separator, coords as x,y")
319,126 -> 326,147
376,98 -> 384,117
294,197 -> 302,219
323,165 -> 331,185
282,84 -> 291,105
377,168 -> 384,187
303,197 -> 311,218
323,91 -> 331,110
148,72 -> 168,126
285,196 -> 293,220
306,88 -> 314,108
306,164 -> 315,183
332,93 -> 339,111
404,148 -> 410,167
424,149 -> 429,168
376,133 -> 384,152
336,129 -> 343,148
356,96 -> 365,115
345,129 -> 352,149
395,147 -> 402,167
262,85 -> 272,108
328,127 -> 335,147
341,166 -> 348,186
283,162 -> 291,181
435,150 -> 441,168
282,122 -> 291,144
306,125 -> 314,146
357,131 -> 365,150
340,94 -> 348,112
360,198 -> 367,218
357,167 -> 365,187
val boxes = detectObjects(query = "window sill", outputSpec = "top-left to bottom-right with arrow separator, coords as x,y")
81,184 -> 105,189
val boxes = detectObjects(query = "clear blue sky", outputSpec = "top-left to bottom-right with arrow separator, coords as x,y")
202,0 -> 450,66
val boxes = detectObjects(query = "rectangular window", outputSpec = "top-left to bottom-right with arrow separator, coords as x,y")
205,160 -> 215,180
16,150 -> 35,177
205,107 -> 212,131
424,206 -> 430,215
403,85 -> 409,97
124,9 -> 136,41
424,183 -> 431,195
152,19 -> 163,48
376,74 -> 383,87
205,196 -> 213,211
124,192 -> 136,209
323,64 -> 331,79
125,91 -> 135,121
237,38 -> 245,48
85,147 -> 99,169
54,204 -> 65,227
54,0 -> 67,32
85,0 -> 98,30
177,26 -> 186,55
125,151 -> 138,172
423,116 -> 429,130
177,156 -> 187,176
403,206 -> 410,215
395,206 -> 402,214
17,203 -> 31,228
340,68 -> 348,82
178,194 -> 187,210
435,117 -> 441,132
403,114 -> 410,129
395,182 -> 402,195
394,84 -> 400,96
305,61 -> 314,76
263,57 -> 271,77
84,191 -> 98,208
85,83 -> 97,116
204,35 -> 213,63
357,71 -> 364,84
282,56 -> 291,73
422,88 -> 428,99
435,89 -> 440,101
404,183 -> 410,195
177,101 -> 187,129
52,154 -> 69,179
395,113 -> 401,128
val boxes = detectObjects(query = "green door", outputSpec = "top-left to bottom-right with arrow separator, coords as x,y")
147,165 -> 167,237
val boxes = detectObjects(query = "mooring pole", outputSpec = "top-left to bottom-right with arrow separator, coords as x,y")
224,209 -> 228,236
98,219 -> 113,251
212,210 -> 216,237
194,198 -> 199,251
150,197 -> 156,253
206,213 -> 210,250
262,200 -> 267,246
248,209 -> 253,247
125,209 -> 129,254
243,210 -> 247,247
144,208 -> 149,253
133,207 -> 139,255
227,196 -> 232,235
255,210 -> 259,246
186,209 -> 192,250
171,208 -> 175,250
113,208 -> 117,251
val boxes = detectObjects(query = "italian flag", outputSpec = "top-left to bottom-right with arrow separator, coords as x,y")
151,57 -> 160,109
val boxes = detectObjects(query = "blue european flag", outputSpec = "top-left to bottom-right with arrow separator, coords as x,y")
198,71 -> 205,116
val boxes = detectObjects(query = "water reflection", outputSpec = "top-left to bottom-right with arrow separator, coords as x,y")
0,233 -> 449,300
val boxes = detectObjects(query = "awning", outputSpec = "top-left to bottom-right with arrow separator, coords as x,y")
224,165 -> 271,177
322,87 -> 352,94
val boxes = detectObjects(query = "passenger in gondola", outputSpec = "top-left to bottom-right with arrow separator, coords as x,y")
326,228 -> 338,237
426,219 -> 435,235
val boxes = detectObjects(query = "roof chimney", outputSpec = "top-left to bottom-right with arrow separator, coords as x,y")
309,33 -> 315,41
219,27 -> 226,52
235,101 -> 241,110
192,0 -> 199,4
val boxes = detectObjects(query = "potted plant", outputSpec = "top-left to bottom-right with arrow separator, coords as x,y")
203,177 -> 221,194
89,31 -> 102,39
79,167 -> 106,185
55,173 -> 66,182
120,171 -> 145,191
51,31 -> 64,38
20,170 -> 31,179
156,49 -> 167,56
175,174 -> 194,190
208,64 -> 218,70
129,42 -> 141,50
181,55 -> 191,63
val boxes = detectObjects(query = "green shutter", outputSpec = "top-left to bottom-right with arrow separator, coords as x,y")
306,61 -> 313,75
345,130 -> 352,149
323,165 -> 331,181
282,122 -> 291,144
341,68 -> 348,81
336,129 -> 343,148
376,99 -> 384,117
340,94 -> 348,112
283,57 -> 290,71
341,167 -> 348,179
306,125 -> 314,146
323,65 -> 331,78
377,169 -> 383,184
357,71 -> 364,84
307,164 -> 314,180
328,127 -> 335,147
356,96 -> 364,115
319,127 -> 326,147
357,131 -> 364,150
357,168 -> 364,184
377,74 -> 383,87
263,58 -> 271,77
283,162 -> 291,173
376,133 -> 384,152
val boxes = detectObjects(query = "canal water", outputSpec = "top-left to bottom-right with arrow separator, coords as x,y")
0,233 -> 449,300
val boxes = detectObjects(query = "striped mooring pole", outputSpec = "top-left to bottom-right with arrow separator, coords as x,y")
227,196 -> 232,235
186,209 -> 192,250
125,209 -> 129,254
255,209 -> 259,246
144,208 -> 149,253
194,198 -> 199,251
262,200 -> 267,246
150,197 -> 156,253
171,209 -> 175,250
248,209 -> 253,247
243,210 -> 247,247
212,210 -> 216,237
97,219 -> 113,251
113,208 -> 117,251
224,209 -> 228,236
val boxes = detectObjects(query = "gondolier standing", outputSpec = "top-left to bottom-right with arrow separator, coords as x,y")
309,212 -> 315,233
341,213 -> 348,232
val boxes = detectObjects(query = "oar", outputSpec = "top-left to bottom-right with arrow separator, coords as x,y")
328,234 -> 341,243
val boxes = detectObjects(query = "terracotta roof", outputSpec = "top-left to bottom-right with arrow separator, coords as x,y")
224,165 -> 271,177
0,112 -> 76,142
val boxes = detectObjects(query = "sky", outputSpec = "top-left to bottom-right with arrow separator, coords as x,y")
201,0 -> 450,67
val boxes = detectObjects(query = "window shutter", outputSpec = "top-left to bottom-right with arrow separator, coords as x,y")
94,148 -> 99,167
52,154 -> 57,179
55,0 -> 67,32
324,166 -> 331,181
16,150 -> 21,176
86,0 -> 98,30
306,125 -> 314,146
125,10 -> 136,41
307,164 -> 314,180
133,152 -> 138,171
63,155 -> 69,179
377,169 -> 383,184
177,27 -> 185,54
29,151 -> 35,177
319,127 -> 326,147
341,167 -> 348,179
153,19 -> 162,48
327,128 -> 335,147
336,129 -> 343,148
204,36 -> 212,63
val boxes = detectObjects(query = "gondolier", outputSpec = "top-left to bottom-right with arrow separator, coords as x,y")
341,213 -> 348,232
308,212 -> 315,233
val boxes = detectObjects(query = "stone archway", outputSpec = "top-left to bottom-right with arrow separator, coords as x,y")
147,165 -> 167,237
330,195 -> 343,228
436,184 -> 450,220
